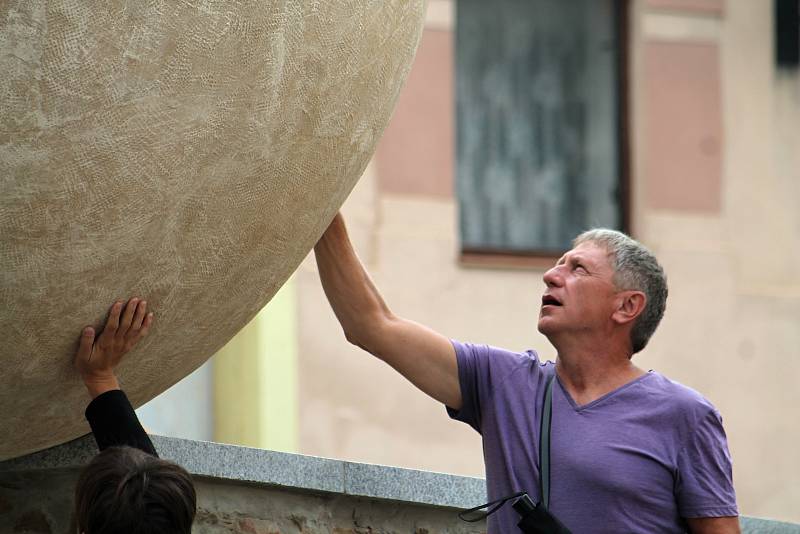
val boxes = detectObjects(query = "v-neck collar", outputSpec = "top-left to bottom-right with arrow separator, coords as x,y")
555,370 -> 654,412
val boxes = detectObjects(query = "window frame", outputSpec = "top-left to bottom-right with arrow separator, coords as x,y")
456,0 -> 632,268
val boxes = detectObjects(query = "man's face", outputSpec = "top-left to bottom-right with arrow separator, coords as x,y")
537,241 -> 620,340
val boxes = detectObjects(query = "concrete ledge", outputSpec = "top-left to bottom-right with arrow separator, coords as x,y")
739,516 -> 800,534
1,435 -> 797,533
0,434 -> 486,509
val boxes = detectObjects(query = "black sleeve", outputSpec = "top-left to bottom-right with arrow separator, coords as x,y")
85,389 -> 158,457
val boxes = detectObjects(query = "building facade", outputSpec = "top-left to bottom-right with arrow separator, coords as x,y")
140,0 -> 800,524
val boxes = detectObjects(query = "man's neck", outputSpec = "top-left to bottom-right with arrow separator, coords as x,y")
553,337 -> 645,406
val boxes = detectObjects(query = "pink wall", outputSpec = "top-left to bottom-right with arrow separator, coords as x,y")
376,29 -> 454,199
646,0 -> 724,15
644,41 -> 723,212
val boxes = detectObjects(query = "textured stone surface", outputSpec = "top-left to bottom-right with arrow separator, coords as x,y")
156,436 -> 345,495
344,460 -> 485,509
0,0 -> 425,460
0,434 -> 486,510
190,481 -> 488,534
739,517 -> 800,534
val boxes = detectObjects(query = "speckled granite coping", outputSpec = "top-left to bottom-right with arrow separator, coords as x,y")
0,434 -> 486,510
2,435 -> 798,532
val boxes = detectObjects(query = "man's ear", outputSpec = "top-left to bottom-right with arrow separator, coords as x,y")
612,291 -> 646,325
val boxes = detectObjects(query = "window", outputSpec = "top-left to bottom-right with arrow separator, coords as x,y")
775,0 -> 800,68
456,0 -> 627,256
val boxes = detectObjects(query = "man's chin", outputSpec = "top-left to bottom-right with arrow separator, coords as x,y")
537,317 -> 554,336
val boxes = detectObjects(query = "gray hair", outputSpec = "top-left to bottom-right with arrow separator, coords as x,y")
573,229 -> 668,354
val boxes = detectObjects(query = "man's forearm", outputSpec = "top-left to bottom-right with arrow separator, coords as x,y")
313,213 -> 392,350
314,213 -> 462,407
686,516 -> 740,534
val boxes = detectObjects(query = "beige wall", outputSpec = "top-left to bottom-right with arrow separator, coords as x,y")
633,0 -> 800,521
297,0 -> 800,523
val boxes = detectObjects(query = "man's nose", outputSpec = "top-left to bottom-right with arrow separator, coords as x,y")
543,266 -> 562,287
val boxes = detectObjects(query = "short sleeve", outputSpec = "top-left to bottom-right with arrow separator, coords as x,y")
445,340 -> 488,432
676,407 -> 738,518
446,340 -> 539,434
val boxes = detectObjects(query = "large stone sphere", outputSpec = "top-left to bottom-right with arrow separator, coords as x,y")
0,1 -> 424,460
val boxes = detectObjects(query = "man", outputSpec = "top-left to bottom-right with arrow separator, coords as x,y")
72,298 -> 196,534
314,213 -> 738,533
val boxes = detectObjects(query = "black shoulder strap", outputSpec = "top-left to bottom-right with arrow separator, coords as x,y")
539,375 -> 555,509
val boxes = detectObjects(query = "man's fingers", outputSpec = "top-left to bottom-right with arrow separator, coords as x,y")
125,312 -> 154,353
139,312 -> 154,338
75,327 -> 95,366
130,300 -> 147,332
102,300 -> 123,338
117,297 -> 139,337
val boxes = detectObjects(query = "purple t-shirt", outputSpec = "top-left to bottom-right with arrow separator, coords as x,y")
447,341 -> 737,533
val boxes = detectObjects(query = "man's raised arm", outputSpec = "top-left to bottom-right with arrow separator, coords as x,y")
314,212 -> 462,410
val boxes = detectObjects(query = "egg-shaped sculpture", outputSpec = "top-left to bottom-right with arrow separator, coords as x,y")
0,0 -> 425,460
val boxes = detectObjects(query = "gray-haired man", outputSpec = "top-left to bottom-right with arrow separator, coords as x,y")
314,213 -> 739,533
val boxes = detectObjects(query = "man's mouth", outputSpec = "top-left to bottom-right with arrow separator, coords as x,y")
541,295 -> 562,307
